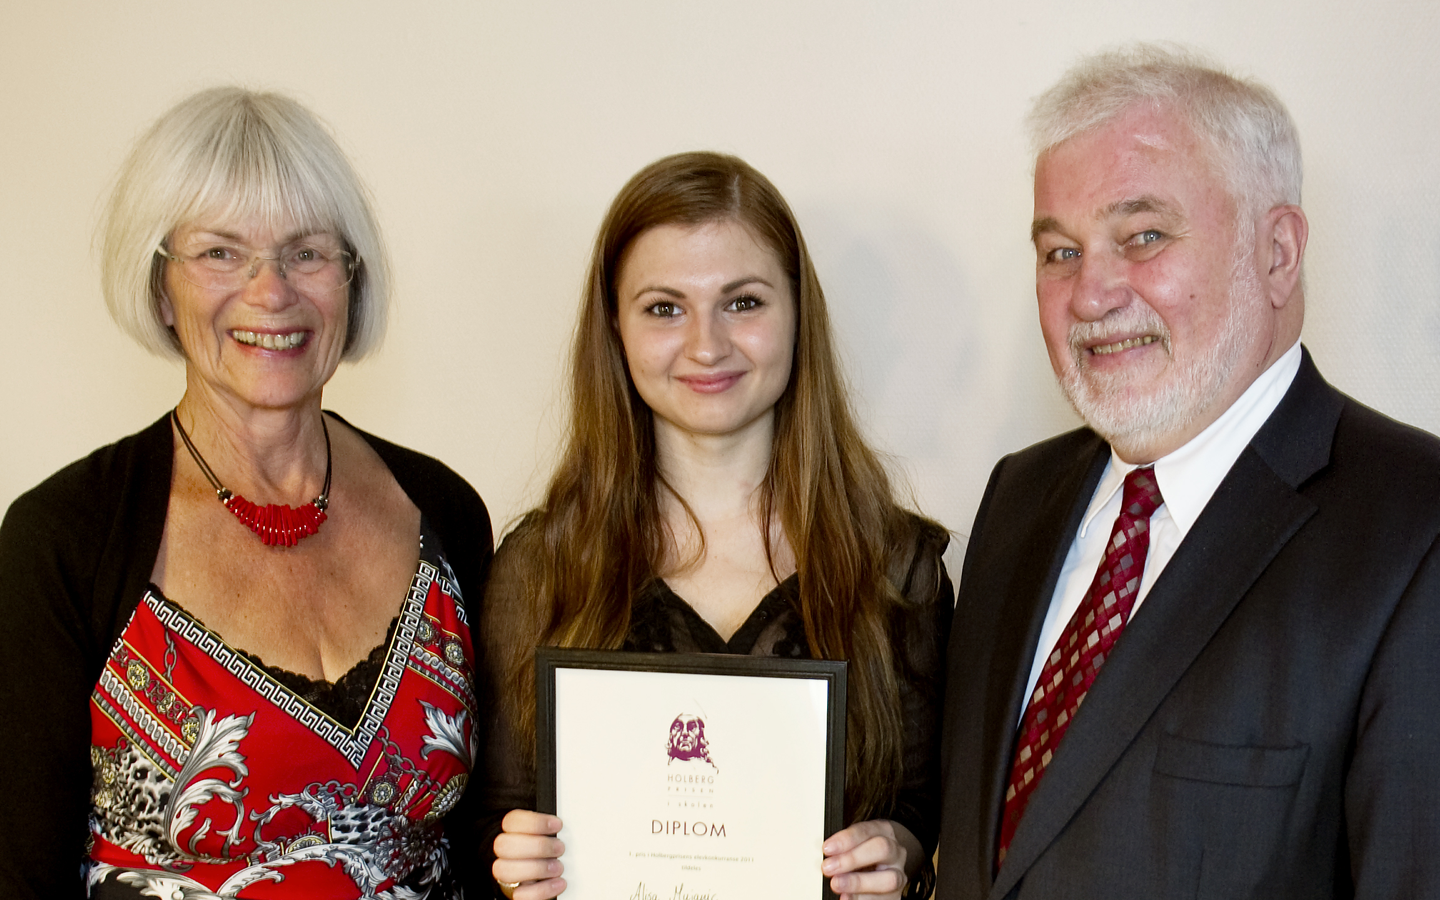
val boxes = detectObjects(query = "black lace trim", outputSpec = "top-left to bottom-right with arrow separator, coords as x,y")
623,575 -> 807,656
238,616 -> 400,729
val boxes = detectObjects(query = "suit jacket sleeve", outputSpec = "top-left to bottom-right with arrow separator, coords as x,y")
1346,531 -> 1440,896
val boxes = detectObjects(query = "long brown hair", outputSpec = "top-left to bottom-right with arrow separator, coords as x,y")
498,151 -> 912,821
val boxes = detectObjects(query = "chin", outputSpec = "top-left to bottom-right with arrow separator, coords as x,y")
658,404 -> 771,441
230,384 -> 325,412
1059,346 -> 1234,460
1066,367 -> 1170,422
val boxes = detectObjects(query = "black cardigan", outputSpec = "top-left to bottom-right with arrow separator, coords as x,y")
0,413 -> 493,898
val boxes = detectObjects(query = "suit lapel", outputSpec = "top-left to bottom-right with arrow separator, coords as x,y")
973,439 -> 1109,885
990,350 -> 1341,898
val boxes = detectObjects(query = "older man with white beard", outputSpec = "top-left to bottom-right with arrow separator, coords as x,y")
935,45 -> 1440,900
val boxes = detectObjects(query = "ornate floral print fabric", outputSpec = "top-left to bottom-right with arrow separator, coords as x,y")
85,534 -> 475,899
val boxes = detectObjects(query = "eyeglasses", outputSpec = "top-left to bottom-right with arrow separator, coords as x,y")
157,239 -> 359,293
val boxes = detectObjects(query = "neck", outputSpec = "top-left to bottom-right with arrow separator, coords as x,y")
653,414 -> 774,525
174,388 -> 330,503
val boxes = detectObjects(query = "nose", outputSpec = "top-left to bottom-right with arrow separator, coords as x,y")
243,255 -> 298,309
1069,250 -> 1132,322
246,253 -> 287,280
686,310 -> 732,365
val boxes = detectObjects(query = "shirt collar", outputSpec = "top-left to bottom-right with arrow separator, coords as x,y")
1079,339 -> 1304,537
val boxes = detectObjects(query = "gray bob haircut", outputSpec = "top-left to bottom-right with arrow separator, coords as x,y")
100,87 -> 390,359
1028,44 -> 1302,216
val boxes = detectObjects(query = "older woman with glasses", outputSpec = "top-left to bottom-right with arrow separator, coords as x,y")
0,88 -> 491,899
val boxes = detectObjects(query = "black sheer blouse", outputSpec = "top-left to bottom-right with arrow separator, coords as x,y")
475,514 -> 953,898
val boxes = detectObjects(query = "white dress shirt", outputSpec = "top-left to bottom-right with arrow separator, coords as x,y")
1019,340 -> 1304,718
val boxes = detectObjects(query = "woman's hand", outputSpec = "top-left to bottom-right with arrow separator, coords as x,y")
492,809 -> 567,899
821,819 -> 921,900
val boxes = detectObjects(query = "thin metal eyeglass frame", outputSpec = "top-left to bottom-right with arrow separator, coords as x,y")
155,244 -> 359,291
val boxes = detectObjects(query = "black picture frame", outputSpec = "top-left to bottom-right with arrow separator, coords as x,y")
536,647 -> 847,899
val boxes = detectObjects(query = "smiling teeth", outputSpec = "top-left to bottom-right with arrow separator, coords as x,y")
233,331 -> 306,350
1091,335 -> 1157,355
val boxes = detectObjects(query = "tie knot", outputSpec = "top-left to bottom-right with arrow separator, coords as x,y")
1121,466 -> 1164,519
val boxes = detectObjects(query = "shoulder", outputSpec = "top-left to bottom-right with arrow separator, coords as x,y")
1256,349 -> 1440,504
336,416 -> 485,510
1268,363 -> 1440,525
884,510 -> 952,609
476,511 -> 550,659
2,414 -> 172,562
967,426 -> 1106,533
1333,396 -> 1440,480
496,509 -> 546,547
1321,394 -> 1440,536
486,511 -> 546,596
890,510 -> 950,563
985,426 -> 1107,507
992,427 -> 1105,485
5,414 -> 172,527
493,510 -> 545,559
328,413 -> 494,601
0,414 -> 172,651
332,413 -> 488,525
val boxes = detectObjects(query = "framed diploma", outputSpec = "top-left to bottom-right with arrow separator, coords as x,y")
536,648 -> 847,900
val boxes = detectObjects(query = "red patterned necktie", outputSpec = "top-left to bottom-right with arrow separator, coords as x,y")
996,466 -> 1163,866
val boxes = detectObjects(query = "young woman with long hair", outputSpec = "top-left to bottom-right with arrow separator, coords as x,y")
477,152 -> 951,900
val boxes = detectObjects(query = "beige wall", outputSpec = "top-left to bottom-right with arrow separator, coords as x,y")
3,1 -> 1438,549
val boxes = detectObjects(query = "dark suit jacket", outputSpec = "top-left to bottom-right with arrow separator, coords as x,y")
936,350 -> 1440,899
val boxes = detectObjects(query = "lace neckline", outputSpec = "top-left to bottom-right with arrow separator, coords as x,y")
241,617 -> 398,728
651,572 -> 800,653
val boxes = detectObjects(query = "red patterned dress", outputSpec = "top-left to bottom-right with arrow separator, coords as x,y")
85,529 -> 475,899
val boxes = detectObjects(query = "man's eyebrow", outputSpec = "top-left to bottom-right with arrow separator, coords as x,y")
1103,196 -> 1179,220
1031,196 -> 1181,244
1030,217 -> 1060,244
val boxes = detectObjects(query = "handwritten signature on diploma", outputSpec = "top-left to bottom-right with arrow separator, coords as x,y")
630,883 -> 718,900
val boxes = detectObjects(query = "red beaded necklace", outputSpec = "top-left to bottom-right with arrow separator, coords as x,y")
171,409 -> 332,547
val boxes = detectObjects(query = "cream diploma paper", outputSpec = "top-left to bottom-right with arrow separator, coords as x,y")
550,665 -> 835,900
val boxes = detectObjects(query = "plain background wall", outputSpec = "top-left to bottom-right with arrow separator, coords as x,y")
3,1 -> 1437,555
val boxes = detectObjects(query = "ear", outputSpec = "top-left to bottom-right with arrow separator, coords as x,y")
150,249 -> 178,326
1263,204 -> 1307,309
154,256 -> 177,327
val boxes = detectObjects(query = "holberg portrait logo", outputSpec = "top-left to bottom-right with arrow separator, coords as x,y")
666,712 -> 718,772
657,710 -> 725,838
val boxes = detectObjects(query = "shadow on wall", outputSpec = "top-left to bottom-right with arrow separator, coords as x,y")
798,201 -> 1079,536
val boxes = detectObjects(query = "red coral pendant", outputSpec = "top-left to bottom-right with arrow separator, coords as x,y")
223,494 -> 328,547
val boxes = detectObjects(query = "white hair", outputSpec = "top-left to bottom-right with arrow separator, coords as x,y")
1028,43 -> 1302,217
99,86 -> 390,359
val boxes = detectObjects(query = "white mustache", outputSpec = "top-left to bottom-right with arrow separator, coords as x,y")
1068,310 -> 1171,357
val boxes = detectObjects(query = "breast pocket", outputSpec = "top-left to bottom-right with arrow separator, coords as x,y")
1152,734 -> 1310,900
1155,733 -> 1309,786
